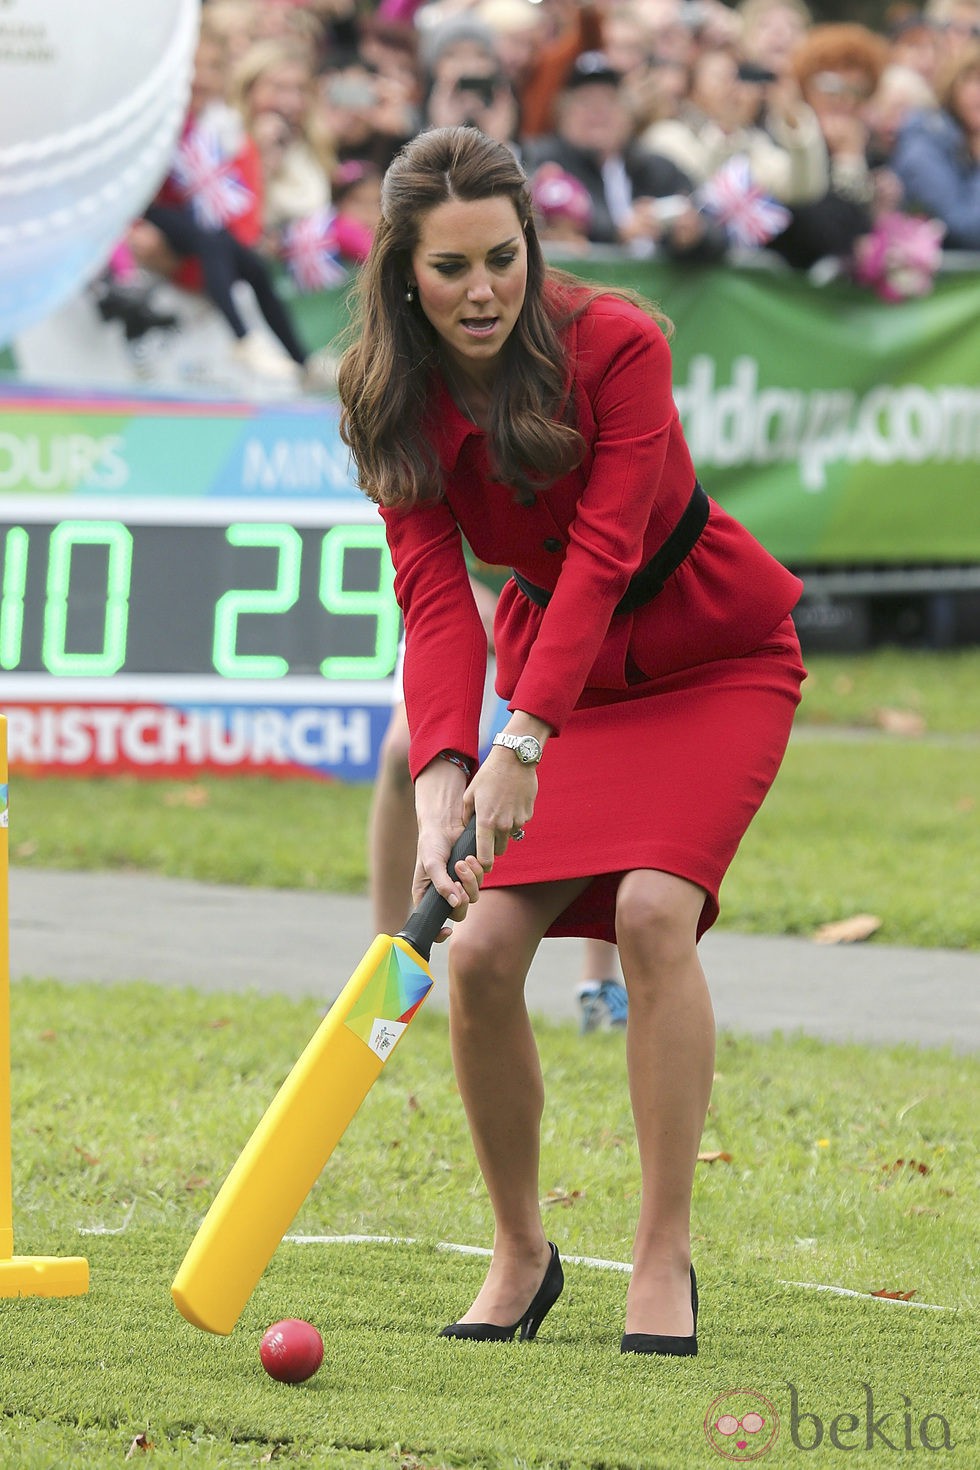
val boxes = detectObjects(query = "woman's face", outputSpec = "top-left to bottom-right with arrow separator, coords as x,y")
409,196 -> 528,380
953,66 -> 980,135
249,59 -> 311,129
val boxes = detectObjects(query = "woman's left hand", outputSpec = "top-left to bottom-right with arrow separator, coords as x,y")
464,747 -> 538,873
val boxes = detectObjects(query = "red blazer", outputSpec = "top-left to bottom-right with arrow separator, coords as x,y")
381,293 -> 802,780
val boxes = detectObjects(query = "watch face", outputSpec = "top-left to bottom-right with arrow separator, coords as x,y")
517,736 -> 541,764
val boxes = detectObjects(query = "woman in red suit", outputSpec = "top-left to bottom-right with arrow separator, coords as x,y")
338,126 -> 805,1357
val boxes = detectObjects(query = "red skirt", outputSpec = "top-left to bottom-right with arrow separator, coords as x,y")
482,616 -> 805,941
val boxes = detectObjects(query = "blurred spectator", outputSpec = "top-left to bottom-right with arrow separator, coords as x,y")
201,0 -> 262,68
644,0 -> 701,68
280,159 -> 381,298
424,63 -> 522,151
601,4 -> 689,132
684,0 -> 745,56
250,0 -> 328,48
357,17 -> 424,101
603,2 -> 660,80
329,158 -> 383,245
891,41 -> 980,248
319,61 -> 417,171
768,22 -> 892,270
417,14 -> 502,83
639,46 -> 828,205
865,61 -> 937,166
473,0 -> 546,98
523,50 -> 727,258
925,0 -> 980,67
737,0 -> 812,82
886,7 -> 942,86
518,0 -> 605,137
128,23 -> 320,385
528,161 -> 594,251
230,38 -> 335,238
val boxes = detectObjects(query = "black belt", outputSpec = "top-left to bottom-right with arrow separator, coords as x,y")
511,480 -> 709,616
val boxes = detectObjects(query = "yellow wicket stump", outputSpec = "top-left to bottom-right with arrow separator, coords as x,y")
0,714 -> 89,1298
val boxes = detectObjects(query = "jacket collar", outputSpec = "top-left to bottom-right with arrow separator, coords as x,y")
430,370 -> 482,472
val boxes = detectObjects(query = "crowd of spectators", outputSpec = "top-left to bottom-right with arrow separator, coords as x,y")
95,0 -> 980,386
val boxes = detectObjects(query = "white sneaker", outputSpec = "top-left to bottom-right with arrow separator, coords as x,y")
301,350 -> 339,395
232,333 -> 300,383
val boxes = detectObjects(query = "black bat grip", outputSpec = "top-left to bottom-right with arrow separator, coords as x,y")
396,816 -> 478,961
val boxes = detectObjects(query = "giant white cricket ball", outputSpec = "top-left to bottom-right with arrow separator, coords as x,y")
0,0 -> 200,346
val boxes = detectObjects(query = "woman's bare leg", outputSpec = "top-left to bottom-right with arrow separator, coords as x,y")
615,869 -> 715,1337
446,877 -> 590,1325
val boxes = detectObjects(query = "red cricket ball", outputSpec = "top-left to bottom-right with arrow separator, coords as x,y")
259,1318 -> 324,1384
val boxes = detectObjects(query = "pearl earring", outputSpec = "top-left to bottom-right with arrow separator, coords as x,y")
405,284 -> 415,303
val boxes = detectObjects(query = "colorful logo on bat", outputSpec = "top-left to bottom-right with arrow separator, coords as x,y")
345,941 -> 432,1061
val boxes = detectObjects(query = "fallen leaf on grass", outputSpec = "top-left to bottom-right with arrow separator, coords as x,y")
183,1175 -> 211,1192
697,1150 -> 733,1164
954,795 -> 975,814
126,1435 -> 154,1457
907,1206 -> 942,1217
13,840 -> 37,859
813,913 -> 882,945
39,1030 -> 57,1042
873,706 -> 926,737
542,1187 -> 584,1207
870,1288 -> 916,1301
73,1145 -> 100,1166
207,1017 -> 232,1029
883,1158 -> 930,1176
163,784 -> 210,808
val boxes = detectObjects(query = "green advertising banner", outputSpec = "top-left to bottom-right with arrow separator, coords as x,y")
286,258 -> 980,566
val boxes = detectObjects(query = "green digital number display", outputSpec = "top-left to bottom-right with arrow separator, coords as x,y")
0,517 -> 401,681
42,519 -> 134,676
212,523 -> 303,678
319,524 -> 398,680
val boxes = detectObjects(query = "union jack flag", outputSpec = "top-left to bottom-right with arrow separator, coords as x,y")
282,210 -> 349,292
698,155 -> 791,249
171,121 -> 254,230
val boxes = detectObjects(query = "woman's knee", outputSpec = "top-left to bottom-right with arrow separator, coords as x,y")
449,902 -> 533,1003
615,870 -> 704,964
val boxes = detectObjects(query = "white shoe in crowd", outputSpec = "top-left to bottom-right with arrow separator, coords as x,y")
232,332 -> 301,384
300,350 -> 339,395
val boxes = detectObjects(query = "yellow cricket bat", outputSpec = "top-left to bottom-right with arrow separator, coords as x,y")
171,819 -> 476,1335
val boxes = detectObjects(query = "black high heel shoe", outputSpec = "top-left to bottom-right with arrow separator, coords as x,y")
620,1265 -> 698,1357
440,1243 -> 564,1342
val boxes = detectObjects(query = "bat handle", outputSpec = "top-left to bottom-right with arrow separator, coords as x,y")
396,815 -> 478,960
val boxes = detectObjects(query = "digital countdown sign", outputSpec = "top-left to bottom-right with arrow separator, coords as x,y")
0,497 -> 401,780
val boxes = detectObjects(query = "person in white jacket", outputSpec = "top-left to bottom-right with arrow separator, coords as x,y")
638,46 -> 829,205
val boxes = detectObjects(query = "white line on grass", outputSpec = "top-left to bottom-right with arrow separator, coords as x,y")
283,1234 -> 950,1310
79,1201 -> 137,1235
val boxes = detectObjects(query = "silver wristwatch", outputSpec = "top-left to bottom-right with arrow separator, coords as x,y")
492,732 -> 543,766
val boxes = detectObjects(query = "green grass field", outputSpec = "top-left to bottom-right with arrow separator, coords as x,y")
1,982 -> 977,1469
2,649 -> 978,1466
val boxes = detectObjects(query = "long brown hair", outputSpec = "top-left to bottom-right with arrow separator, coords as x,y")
337,127 -> 663,506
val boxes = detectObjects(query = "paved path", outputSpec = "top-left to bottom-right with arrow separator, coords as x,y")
9,868 -> 978,1052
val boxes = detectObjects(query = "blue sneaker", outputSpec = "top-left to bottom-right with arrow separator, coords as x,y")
577,979 -> 628,1033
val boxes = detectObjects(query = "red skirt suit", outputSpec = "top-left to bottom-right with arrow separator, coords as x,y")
380,290 -> 806,940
